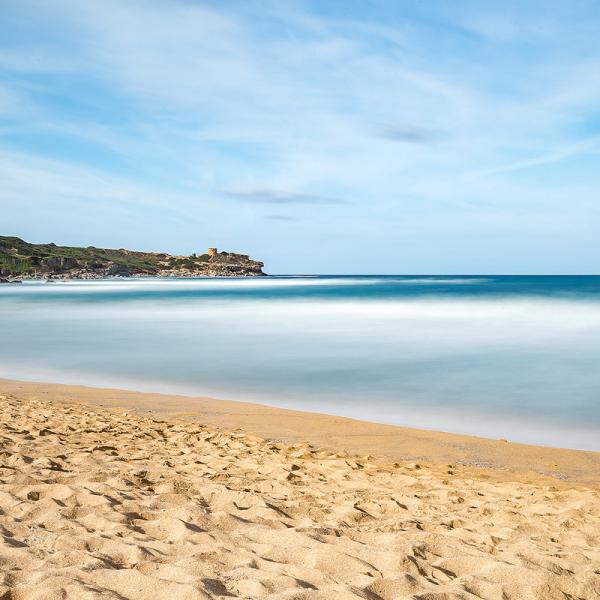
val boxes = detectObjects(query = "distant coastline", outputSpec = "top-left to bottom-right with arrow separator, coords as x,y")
0,236 -> 265,281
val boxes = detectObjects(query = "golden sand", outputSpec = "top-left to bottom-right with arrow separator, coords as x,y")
1,380 -> 599,599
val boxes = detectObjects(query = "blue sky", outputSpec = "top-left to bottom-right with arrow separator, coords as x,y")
1,0 -> 599,273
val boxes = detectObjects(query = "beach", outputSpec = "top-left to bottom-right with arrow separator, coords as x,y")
1,379 -> 599,599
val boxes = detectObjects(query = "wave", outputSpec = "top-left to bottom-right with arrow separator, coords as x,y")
396,277 -> 493,284
6,276 -> 389,294
5,295 -> 600,326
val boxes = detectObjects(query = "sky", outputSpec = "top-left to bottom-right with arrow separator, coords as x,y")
1,0 -> 599,274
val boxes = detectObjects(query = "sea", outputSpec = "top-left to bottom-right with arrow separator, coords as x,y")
1,275 -> 599,451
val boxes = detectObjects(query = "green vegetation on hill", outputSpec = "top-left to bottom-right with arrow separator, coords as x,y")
0,236 -> 264,279
0,236 -> 162,275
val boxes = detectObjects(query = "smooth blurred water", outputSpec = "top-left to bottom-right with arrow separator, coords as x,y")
1,275 -> 599,450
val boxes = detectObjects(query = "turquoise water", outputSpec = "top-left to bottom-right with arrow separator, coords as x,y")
1,275 -> 599,450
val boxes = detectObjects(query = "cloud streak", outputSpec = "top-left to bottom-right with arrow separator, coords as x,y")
221,188 -> 348,205
266,215 -> 299,221
378,125 -> 446,143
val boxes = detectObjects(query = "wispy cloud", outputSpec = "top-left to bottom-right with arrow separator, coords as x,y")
378,125 -> 446,143
472,134 -> 600,177
266,215 -> 299,221
221,188 -> 347,205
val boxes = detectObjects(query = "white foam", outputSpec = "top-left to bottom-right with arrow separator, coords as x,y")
3,276 -> 385,293
396,277 -> 493,284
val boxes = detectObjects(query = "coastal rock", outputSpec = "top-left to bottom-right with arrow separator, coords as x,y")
105,263 -> 131,277
41,256 -> 79,271
204,251 -> 265,276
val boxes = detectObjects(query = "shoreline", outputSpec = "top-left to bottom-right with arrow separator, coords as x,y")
3,377 -> 598,487
0,273 -> 269,283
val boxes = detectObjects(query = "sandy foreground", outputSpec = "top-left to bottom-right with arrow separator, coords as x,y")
1,380 -> 599,599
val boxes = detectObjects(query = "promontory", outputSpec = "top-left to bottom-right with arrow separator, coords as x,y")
0,236 -> 265,281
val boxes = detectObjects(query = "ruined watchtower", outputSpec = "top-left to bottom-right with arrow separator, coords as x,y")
207,247 -> 218,257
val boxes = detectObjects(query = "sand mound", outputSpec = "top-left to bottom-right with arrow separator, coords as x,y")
0,392 -> 598,599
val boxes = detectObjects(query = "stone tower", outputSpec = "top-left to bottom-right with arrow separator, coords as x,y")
207,247 -> 218,257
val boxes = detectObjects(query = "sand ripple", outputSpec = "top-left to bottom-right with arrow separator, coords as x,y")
0,393 -> 599,599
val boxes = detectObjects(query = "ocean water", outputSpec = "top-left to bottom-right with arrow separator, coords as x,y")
1,275 -> 599,451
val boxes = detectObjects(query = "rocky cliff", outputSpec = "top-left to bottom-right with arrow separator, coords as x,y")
0,237 -> 265,281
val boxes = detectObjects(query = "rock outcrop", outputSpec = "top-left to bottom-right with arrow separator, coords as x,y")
40,256 -> 79,271
105,263 -> 131,277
